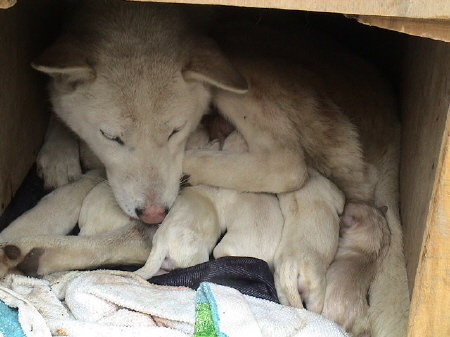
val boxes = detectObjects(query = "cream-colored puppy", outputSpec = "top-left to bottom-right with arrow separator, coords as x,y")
0,171 -> 155,277
274,169 -> 345,313
136,129 -> 284,278
212,131 -> 283,270
78,181 -> 131,235
322,202 -> 390,337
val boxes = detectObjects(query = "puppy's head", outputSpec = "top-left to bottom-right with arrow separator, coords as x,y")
339,202 -> 390,255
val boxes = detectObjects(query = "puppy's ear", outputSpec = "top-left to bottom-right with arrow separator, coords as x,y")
183,40 -> 248,94
32,38 -> 95,91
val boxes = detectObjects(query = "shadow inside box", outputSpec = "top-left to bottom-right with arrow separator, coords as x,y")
0,164 -> 48,232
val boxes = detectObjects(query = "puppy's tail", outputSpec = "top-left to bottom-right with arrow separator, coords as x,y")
369,135 -> 410,337
134,239 -> 167,280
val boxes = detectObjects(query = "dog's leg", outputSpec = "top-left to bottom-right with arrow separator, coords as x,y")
37,115 -> 82,190
135,185 -> 221,279
369,139 -> 409,337
274,169 -> 344,313
0,170 -> 104,241
0,222 -> 155,277
184,149 -> 307,194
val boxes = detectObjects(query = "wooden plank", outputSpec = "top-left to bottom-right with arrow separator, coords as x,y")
407,112 -> 450,336
400,38 -> 450,294
0,0 -> 53,214
3,0 -> 450,18
127,0 -> 450,19
354,16 -> 450,42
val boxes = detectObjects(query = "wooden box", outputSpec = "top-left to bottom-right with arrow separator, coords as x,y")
0,0 -> 448,335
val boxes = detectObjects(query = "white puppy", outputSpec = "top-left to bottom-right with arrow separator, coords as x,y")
274,169 -> 345,313
212,131 -> 283,270
322,202 -> 390,337
0,169 -> 105,242
136,129 -> 284,278
78,181 -> 132,235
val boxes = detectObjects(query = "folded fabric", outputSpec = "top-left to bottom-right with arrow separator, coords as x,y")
0,270 -> 349,337
1,271 -> 194,337
150,256 -> 279,303
0,283 -> 51,337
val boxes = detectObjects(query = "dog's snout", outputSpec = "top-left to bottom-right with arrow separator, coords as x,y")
136,204 -> 168,224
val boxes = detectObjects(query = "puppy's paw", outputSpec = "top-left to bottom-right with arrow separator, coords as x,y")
37,142 -> 82,190
274,253 -> 326,313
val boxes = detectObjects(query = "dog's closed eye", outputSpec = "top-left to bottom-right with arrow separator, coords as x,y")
100,129 -> 124,145
168,122 -> 187,140
168,127 -> 181,140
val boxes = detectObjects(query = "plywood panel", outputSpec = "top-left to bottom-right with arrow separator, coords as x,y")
128,0 -> 450,19
407,113 -> 450,336
0,0 -> 56,214
400,38 -> 450,293
354,16 -> 450,42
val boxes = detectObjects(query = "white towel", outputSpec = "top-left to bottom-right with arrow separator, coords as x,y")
0,270 -> 349,337
194,282 -> 349,337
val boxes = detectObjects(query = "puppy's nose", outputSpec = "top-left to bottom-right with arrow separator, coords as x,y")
135,204 -> 168,224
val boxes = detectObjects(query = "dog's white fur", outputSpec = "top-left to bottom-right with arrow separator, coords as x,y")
136,129 -> 284,278
274,168 -> 344,313
9,1 -> 408,335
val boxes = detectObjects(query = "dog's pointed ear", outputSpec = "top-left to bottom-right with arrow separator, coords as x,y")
32,38 -> 95,90
183,41 -> 248,94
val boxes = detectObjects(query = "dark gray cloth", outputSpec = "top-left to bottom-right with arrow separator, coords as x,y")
150,256 -> 279,303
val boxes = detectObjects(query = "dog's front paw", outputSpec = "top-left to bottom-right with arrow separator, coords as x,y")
37,141 -> 82,190
274,252 -> 326,313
